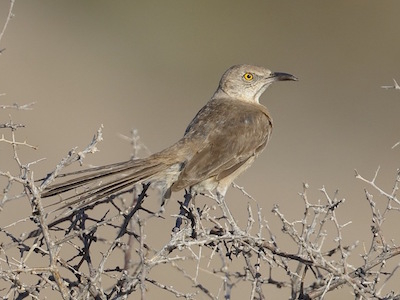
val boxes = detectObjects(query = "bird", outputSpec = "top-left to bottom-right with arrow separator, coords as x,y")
41,64 -> 297,210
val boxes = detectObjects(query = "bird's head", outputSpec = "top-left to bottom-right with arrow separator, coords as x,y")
213,64 -> 297,103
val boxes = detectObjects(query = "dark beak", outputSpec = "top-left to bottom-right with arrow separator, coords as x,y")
272,72 -> 298,81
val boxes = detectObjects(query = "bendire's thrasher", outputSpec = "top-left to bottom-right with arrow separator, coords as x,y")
42,64 -> 297,207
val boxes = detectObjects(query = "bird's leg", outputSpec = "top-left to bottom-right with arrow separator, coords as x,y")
172,189 -> 195,233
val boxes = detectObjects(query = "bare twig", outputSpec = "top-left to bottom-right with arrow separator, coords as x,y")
0,0 -> 16,47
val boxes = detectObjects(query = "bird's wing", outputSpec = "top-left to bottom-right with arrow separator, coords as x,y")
172,99 -> 272,191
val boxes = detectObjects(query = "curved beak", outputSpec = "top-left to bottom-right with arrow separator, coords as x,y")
272,72 -> 298,82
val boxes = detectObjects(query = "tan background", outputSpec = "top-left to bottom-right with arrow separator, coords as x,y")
1,1 -> 400,299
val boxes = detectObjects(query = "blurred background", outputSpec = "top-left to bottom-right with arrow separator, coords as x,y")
0,1 -> 400,299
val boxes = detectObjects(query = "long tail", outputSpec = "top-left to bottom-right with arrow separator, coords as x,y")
41,155 -> 173,209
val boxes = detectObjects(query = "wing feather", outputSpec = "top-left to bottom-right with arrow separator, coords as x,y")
172,99 -> 272,191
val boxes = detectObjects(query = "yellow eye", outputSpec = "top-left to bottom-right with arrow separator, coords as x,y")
243,72 -> 254,81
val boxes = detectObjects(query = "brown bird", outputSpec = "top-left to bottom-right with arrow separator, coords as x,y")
41,64 -> 297,209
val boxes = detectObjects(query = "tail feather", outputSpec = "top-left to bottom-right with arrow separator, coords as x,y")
41,156 -> 172,208
41,159 -> 146,197
56,170 -> 154,210
53,160 -> 133,178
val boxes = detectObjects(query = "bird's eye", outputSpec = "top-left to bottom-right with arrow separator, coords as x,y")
243,72 -> 254,81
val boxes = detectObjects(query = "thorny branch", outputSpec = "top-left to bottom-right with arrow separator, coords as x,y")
1,70 -> 400,299
0,0 -> 16,51
1,118 -> 400,299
